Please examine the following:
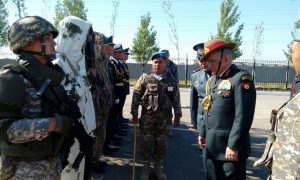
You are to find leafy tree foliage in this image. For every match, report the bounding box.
[162,0,179,60]
[212,0,244,59]
[12,0,26,18]
[54,0,87,27]
[283,18,300,62]
[131,12,159,72]
[0,0,9,46]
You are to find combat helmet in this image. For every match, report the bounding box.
[8,16,58,54]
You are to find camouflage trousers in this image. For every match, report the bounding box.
[0,155,61,180]
[93,108,109,161]
[139,111,170,162]
[271,115,300,179]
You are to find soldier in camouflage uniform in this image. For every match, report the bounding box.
[92,32,113,161]
[131,52,182,180]
[0,16,74,180]
[160,49,179,137]
[271,37,300,180]
[161,49,178,80]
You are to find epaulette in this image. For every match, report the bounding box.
[191,69,201,74]
[241,74,253,81]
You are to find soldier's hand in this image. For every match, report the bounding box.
[198,136,206,149]
[174,117,180,127]
[225,147,239,161]
[53,113,74,134]
[132,115,139,124]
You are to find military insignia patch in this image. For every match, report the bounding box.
[204,47,209,55]
[218,80,231,90]
[223,90,231,97]
[242,82,251,90]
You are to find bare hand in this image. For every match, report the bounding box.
[225,147,239,161]
[132,115,139,124]
[174,117,180,127]
[198,136,206,148]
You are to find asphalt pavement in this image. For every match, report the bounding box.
[101,88,290,180]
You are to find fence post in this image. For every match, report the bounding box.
[286,60,290,90]
[252,58,256,84]
[185,54,188,87]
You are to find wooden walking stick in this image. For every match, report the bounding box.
[132,122,137,180]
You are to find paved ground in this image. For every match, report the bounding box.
[101,88,290,180]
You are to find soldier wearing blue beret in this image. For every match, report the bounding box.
[199,39,256,180]
[131,51,182,180]
[160,49,179,137]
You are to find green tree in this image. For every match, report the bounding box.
[132,12,159,72]
[283,18,300,62]
[0,0,9,46]
[110,0,119,36]
[212,0,244,59]
[162,0,179,62]
[54,0,87,27]
[12,0,26,18]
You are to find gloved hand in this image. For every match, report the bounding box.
[53,113,74,134]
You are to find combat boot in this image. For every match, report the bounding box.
[140,161,150,180]
[154,160,167,180]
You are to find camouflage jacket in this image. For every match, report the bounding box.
[271,92,300,179]
[94,32,112,109]
[131,73,182,118]
[165,60,178,80]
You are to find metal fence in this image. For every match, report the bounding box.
[127,58,295,90]
[0,50,294,90]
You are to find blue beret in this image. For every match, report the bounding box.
[161,49,169,56]
[103,35,115,45]
[151,52,166,60]
[114,43,123,52]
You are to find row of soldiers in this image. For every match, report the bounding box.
[0,15,135,180]
[0,13,183,180]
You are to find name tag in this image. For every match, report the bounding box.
[168,86,173,91]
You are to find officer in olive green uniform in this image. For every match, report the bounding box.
[199,39,256,180]
[131,52,182,180]
[0,16,74,180]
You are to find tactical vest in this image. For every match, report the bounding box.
[141,74,175,113]
[0,54,68,161]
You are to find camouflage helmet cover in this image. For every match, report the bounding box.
[8,16,58,53]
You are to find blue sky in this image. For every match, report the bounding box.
[6,0,300,62]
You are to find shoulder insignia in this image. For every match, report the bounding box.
[242,82,251,90]
[241,74,252,81]
[192,69,201,74]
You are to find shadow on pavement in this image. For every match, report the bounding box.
[101,123,270,180]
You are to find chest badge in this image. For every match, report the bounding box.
[218,80,231,90]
